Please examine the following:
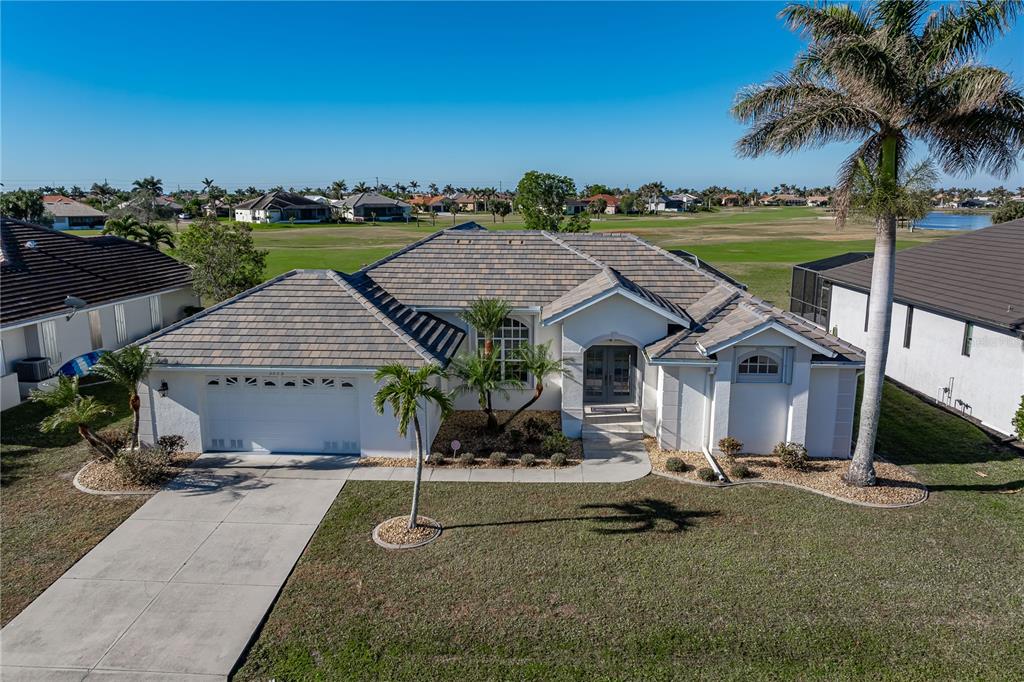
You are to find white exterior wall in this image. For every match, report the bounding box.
[805,366,858,457]
[829,285,1023,436]
[657,365,710,452]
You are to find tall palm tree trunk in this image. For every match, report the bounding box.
[409,413,423,529]
[847,136,899,487]
[130,392,142,450]
[501,384,543,431]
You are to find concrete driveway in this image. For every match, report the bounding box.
[0,453,357,681]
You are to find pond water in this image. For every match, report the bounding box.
[912,211,993,231]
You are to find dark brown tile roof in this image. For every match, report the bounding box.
[141,270,465,368]
[822,219,1024,334]
[1,218,194,326]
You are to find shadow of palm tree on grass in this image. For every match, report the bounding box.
[444,497,717,535]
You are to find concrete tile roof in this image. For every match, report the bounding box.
[542,267,690,324]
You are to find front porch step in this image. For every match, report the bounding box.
[584,413,642,426]
[583,423,644,439]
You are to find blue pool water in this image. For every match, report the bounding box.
[912,211,993,231]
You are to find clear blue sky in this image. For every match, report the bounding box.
[3,1,1022,192]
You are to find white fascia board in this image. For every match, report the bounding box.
[152,365,380,374]
[648,358,719,367]
[542,289,691,328]
[810,361,864,369]
[698,320,838,358]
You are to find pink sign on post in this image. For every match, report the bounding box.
[451,440,461,455]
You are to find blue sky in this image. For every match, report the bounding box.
[2,1,1022,192]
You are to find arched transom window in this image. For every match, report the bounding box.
[478,317,530,381]
[736,353,782,384]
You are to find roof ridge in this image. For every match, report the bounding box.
[618,232,740,290]
[540,231,608,269]
[354,228,450,274]
[136,270,303,349]
[327,271,437,364]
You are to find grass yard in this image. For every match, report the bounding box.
[0,380,139,625]
[237,383,1023,681]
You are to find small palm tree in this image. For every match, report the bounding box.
[136,223,175,249]
[31,376,116,459]
[92,346,156,450]
[103,215,143,240]
[373,363,453,529]
[449,352,522,432]
[500,342,569,429]
[461,298,512,358]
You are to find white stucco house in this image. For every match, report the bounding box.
[42,194,109,230]
[137,224,863,459]
[233,191,331,224]
[799,219,1023,437]
[0,218,199,410]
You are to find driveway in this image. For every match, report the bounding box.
[0,453,357,681]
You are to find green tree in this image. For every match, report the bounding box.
[102,215,144,240]
[92,346,156,450]
[582,183,613,196]
[449,351,521,432]
[733,0,1024,487]
[135,223,175,249]
[0,189,45,221]
[460,298,512,357]
[493,200,512,222]
[176,218,267,302]
[500,342,568,429]
[618,193,637,215]
[588,197,608,216]
[563,211,591,232]
[373,363,453,529]
[31,376,116,459]
[993,200,1024,223]
[515,171,576,231]
[132,176,163,195]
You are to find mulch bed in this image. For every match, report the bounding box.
[76,452,199,494]
[646,439,926,505]
[421,409,583,467]
[374,515,441,547]
[357,454,577,469]
[644,439,712,481]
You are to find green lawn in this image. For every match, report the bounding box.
[0,380,139,626]
[237,383,1023,681]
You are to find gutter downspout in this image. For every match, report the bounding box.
[701,366,727,482]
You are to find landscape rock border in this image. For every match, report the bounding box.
[73,459,155,497]
[372,516,443,549]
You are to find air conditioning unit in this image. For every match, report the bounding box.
[15,357,51,382]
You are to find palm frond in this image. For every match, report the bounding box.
[780,2,873,41]
[923,0,1022,68]
[872,0,930,39]
[29,374,80,408]
[924,94,1024,178]
[735,92,876,158]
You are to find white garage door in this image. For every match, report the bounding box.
[203,374,359,454]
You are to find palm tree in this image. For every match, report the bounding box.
[500,342,568,429]
[136,223,175,249]
[460,298,512,358]
[353,181,370,193]
[449,352,521,432]
[132,176,163,196]
[330,179,348,199]
[409,180,420,193]
[733,0,1024,486]
[373,363,453,529]
[31,376,116,459]
[102,215,143,240]
[201,177,214,195]
[443,183,455,195]
[428,182,440,194]
[92,346,156,450]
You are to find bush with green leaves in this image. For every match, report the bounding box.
[773,441,809,471]
[729,462,752,479]
[114,445,170,486]
[523,416,550,439]
[507,428,525,449]
[157,434,187,457]
[697,467,717,482]
[1014,395,1024,440]
[717,436,743,459]
[520,453,537,468]
[427,451,446,466]
[99,426,132,453]
[549,452,568,467]
[542,432,571,456]
[489,451,509,466]
[665,457,687,473]
[459,452,476,467]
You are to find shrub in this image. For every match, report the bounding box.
[489,451,509,466]
[157,434,187,457]
[697,467,717,482]
[98,426,132,454]
[507,428,525,449]
[524,416,551,439]
[773,441,809,471]
[717,436,743,459]
[114,446,170,486]
[427,451,446,466]
[729,462,752,479]
[665,456,687,472]
[520,453,537,468]
[542,432,571,456]
[459,451,476,467]
[1014,395,1024,440]
[549,452,568,467]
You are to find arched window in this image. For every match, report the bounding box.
[479,317,530,381]
[736,353,781,382]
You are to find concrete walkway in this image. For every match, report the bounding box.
[1,420,649,681]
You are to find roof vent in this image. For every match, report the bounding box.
[24,240,38,249]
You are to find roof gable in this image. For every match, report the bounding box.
[542,268,692,326]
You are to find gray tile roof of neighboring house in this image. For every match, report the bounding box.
[42,196,108,218]
[820,219,1024,334]
[234,190,327,211]
[337,192,411,209]
[140,269,465,368]
[1,218,194,326]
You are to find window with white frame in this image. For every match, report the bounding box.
[735,349,792,384]
[478,317,530,381]
[114,304,127,345]
[149,296,162,332]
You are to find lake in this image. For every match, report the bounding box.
[912,211,993,231]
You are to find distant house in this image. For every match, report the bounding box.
[42,195,108,230]
[0,218,199,410]
[805,195,831,207]
[334,192,412,222]
[564,199,589,215]
[719,194,741,207]
[650,194,698,212]
[408,195,445,213]
[959,197,997,208]
[761,194,805,206]
[234,191,331,224]
[577,194,619,214]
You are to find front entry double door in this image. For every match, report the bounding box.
[584,345,636,403]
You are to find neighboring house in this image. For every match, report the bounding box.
[720,194,741,207]
[138,224,863,459]
[568,194,620,215]
[959,197,997,208]
[452,193,487,212]
[798,219,1023,437]
[761,194,805,206]
[234,191,331,223]
[408,195,446,213]
[806,195,831,207]
[334,192,412,222]
[648,194,698,212]
[0,218,199,410]
[564,199,589,215]
[42,195,108,230]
